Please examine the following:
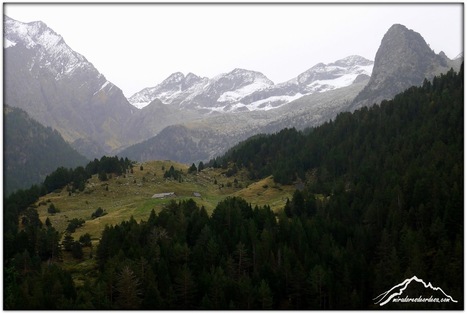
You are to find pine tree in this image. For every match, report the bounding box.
[257,279,273,309]
[173,265,196,309]
[116,266,141,309]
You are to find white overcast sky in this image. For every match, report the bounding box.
[4,2,464,97]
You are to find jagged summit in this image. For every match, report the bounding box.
[350,23,455,110]
[4,15,136,158]
[4,15,90,78]
[331,55,374,67]
[129,56,373,112]
[128,71,209,109]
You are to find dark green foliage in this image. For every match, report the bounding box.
[86,156,132,178]
[2,156,135,309]
[94,67,462,309]
[47,203,59,214]
[62,233,75,252]
[71,242,84,259]
[4,105,88,195]
[198,161,205,172]
[41,156,132,193]
[98,171,108,181]
[164,165,183,180]
[91,207,106,219]
[188,163,197,174]
[79,233,92,247]
[66,218,85,233]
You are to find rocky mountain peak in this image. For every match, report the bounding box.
[350,23,454,110]
[164,72,185,83]
[331,55,374,67]
[4,15,135,158]
[185,72,202,83]
[219,68,274,85]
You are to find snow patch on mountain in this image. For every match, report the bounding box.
[4,16,90,80]
[93,80,112,95]
[248,93,305,111]
[128,56,373,113]
[4,38,16,48]
[217,78,273,103]
[306,63,373,92]
[128,72,209,109]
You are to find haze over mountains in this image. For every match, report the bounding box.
[128,55,373,113]
[3,15,462,190]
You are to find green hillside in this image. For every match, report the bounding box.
[4,105,88,195]
[33,160,294,241]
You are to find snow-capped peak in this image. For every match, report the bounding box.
[212,68,274,103]
[128,56,373,112]
[296,56,373,92]
[331,55,374,67]
[128,71,209,109]
[164,72,185,84]
[4,15,90,79]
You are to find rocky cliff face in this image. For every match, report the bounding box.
[351,24,460,110]
[4,16,136,158]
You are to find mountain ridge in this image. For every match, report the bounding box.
[4,15,137,158]
[4,16,463,163]
[128,55,374,113]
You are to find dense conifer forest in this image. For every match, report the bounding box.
[3,66,463,309]
[4,105,89,195]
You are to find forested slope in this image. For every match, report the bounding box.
[93,65,464,309]
[3,66,463,309]
[4,105,88,195]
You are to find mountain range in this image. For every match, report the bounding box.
[128,55,373,113]
[3,16,463,180]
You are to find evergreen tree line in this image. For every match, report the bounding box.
[5,155,133,258]
[94,197,344,309]
[43,156,133,193]
[205,65,463,308]
[3,155,134,309]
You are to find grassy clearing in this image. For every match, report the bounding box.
[35,160,294,241]
[234,176,295,212]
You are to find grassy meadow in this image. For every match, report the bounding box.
[34,160,295,243]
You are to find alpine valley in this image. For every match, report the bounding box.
[3,16,462,189]
[3,12,464,310]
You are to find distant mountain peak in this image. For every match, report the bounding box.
[332,55,374,67]
[4,15,90,79]
[128,71,209,109]
[4,15,136,158]
[164,72,184,83]
[128,55,373,113]
[350,23,456,110]
[296,56,373,90]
